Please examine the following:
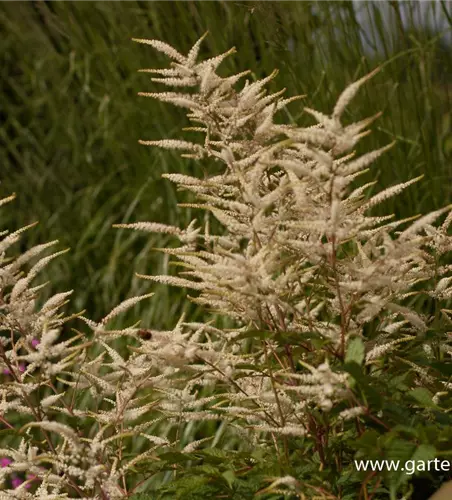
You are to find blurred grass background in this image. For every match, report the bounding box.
[0,1,451,328]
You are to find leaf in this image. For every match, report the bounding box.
[391,425,419,439]
[343,361,363,381]
[345,337,365,366]
[410,444,436,465]
[221,469,236,488]
[408,388,438,409]
[356,429,380,451]
[385,440,437,493]
[234,329,273,341]
[195,448,229,463]
[387,438,416,462]
[429,361,452,377]
[343,362,383,409]
[159,451,193,464]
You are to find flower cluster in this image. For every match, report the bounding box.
[123,34,452,445]
[0,195,167,497]
[1,34,452,499]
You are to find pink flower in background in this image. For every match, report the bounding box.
[31,338,40,348]
[0,458,39,489]
[0,457,12,467]
[3,363,26,376]
[25,473,37,489]
[11,476,23,488]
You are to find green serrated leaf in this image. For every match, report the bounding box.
[410,443,436,465]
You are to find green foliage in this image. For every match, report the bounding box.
[131,448,300,500]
